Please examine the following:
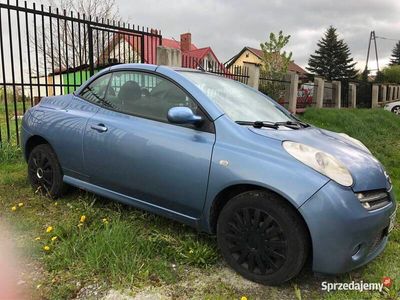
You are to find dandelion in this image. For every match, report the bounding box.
[46,226,53,233]
[35,237,41,241]
[102,218,109,224]
[241,297,248,300]
[43,245,50,251]
[79,215,86,223]
[51,236,58,242]
[11,206,17,211]
[18,202,24,207]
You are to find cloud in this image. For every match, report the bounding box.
[116,0,400,71]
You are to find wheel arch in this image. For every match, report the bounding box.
[208,183,312,244]
[391,105,400,113]
[24,135,51,161]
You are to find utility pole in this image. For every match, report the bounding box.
[365,31,379,72]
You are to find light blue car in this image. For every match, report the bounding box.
[21,64,396,285]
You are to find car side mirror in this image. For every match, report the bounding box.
[167,107,203,126]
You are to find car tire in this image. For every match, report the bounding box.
[28,144,66,198]
[391,106,400,115]
[217,190,309,285]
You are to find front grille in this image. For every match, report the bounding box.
[356,190,391,211]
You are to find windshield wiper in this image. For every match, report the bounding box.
[236,120,310,130]
[236,120,279,129]
[290,114,311,128]
[273,120,309,129]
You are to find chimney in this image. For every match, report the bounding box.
[180,33,191,52]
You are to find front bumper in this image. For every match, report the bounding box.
[299,181,396,274]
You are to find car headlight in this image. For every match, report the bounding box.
[337,133,371,154]
[283,141,353,187]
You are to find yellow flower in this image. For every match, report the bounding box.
[46,226,53,233]
[102,218,109,224]
[35,237,41,241]
[77,223,83,228]
[43,245,50,251]
[18,202,24,207]
[80,215,86,223]
[51,236,58,242]
[11,206,17,211]
[241,297,248,300]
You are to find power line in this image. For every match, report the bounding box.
[375,36,399,42]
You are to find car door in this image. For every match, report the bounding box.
[82,70,216,219]
[52,73,112,179]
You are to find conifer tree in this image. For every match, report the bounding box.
[390,41,400,65]
[307,26,357,80]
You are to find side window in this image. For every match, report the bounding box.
[79,73,112,105]
[104,71,200,123]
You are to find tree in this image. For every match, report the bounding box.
[259,31,292,101]
[307,26,357,80]
[32,0,120,74]
[374,70,385,83]
[259,31,292,76]
[382,65,400,83]
[390,41,400,65]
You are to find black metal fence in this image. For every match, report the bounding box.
[182,55,249,84]
[0,0,162,145]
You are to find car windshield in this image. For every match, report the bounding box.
[180,71,293,123]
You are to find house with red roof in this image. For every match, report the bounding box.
[97,31,224,70]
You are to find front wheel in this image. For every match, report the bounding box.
[217,191,309,285]
[392,106,400,115]
[28,144,65,198]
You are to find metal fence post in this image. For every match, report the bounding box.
[332,80,341,109]
[243,62,260,90]
[314,77,324,108]
[349,83,357,108]
[87,25,94,76]
[371,84,379,108]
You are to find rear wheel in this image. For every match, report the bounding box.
[28,144,65,198]
[392,106,400,115]
[217,191,309,285]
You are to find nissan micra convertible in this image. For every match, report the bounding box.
[21,64,396,285]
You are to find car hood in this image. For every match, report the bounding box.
[249,126,388,192]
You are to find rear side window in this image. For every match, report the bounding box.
[103,71,199,123]
[79,73,112,106]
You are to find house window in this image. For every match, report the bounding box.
[245,52,249,58]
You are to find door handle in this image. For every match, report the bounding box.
[90,124,108,133]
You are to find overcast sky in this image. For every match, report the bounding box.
[116,0,400,72]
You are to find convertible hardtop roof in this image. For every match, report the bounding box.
[108,63,204,74]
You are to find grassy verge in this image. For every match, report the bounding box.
[0,108,399,299]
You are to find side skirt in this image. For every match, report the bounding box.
[63,175,200,229]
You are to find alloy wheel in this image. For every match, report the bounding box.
[28,149,53,193]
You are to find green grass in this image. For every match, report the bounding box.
[0,108,399,299]
[0,159,218,298]
[0,100,32,145]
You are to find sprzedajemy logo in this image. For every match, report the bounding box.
[321,277,393,293]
